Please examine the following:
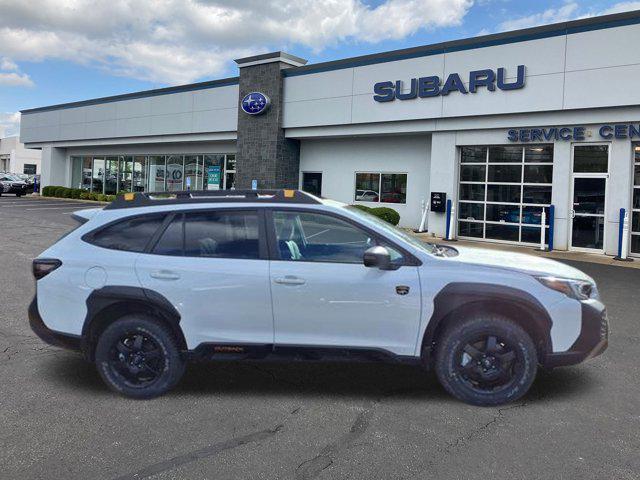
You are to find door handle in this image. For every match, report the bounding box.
[570,210,576,219]
[150,270,181,280]
[274,276,306,286]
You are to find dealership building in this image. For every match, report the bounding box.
[20,10,640,257]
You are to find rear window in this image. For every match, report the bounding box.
[86,214,165,252]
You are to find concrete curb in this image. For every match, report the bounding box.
[31,195,109,205]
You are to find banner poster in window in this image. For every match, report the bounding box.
[208,165,221,190]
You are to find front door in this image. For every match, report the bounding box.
[301,172,322,197]
[570,144,609,253]
[268,209,422,356]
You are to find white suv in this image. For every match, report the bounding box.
[29,190,608,405]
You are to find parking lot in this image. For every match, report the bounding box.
[1,195,639,480]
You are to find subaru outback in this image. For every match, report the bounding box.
[29,189,608,406]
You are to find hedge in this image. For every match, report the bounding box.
[42,186,115,203]
[352,204,400,226]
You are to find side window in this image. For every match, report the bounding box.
[273,211,397,264]
[183,210,260,259]
[153,214,184,256]
[88,215,165,252]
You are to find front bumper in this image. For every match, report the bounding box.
[544,299,608,368]
[28,296,81,352]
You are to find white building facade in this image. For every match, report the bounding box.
[19,11,640,256]
[0,136,41,175]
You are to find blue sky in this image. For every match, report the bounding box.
[1,0,639,136]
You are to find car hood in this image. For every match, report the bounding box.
[445,245,594,282]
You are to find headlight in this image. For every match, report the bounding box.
[536,276,598,301]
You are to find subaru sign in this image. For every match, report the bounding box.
[373,65,526,102]
[241,92,270,115]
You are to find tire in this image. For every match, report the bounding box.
[94,314,186,399]
[435,314,537,406]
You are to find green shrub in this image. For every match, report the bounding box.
[352,204,374,213]
[105,195,116,202]
[370,207,401,226]
[41,186,54,197]
[52,186,64,197]
[71,189,82,199]
[80,191,92,200]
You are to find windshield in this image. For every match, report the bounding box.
[344,205,438,255]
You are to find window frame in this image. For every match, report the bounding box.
[145,208,269,260]
[264,207,421,266]
[353,171,408,205]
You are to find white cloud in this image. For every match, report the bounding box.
[498,2,580,31]
[0,112,21,137]
[0,57,18,71]
[0,54,33,87]
[0,0,474,85]
[494,1,640,33]
[0,71,34,87]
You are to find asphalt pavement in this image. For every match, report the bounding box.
[1,195,639,480]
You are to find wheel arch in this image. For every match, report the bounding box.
[420,283,552,366]
[81,286,186,360]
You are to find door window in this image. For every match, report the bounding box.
[273,211,401,264]
[184,211,260,259]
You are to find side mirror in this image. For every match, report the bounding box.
[363,246,393,270]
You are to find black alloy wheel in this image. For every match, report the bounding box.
[456,334,520,393]
[95,315,186,399]
[108,332,166,389]
[435,314,538,406]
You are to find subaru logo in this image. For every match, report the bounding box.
[241,92,270,115]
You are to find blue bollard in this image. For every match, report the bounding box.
[548,205,555,252]
[445,199,452,240]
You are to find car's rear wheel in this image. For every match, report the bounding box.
[94,315,185,399]
[435,314,537,406]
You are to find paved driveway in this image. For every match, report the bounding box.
[1,196,638,479]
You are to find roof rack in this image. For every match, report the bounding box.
[104,189,322,210]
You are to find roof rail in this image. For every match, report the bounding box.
[104,189,322,210]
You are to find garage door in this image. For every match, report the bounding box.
[457,145,553,245]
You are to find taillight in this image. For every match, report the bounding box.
[32,259,62,280]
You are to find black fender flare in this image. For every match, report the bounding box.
[421,282,553,364]
[81,286,185,359]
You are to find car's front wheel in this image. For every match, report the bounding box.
[435,314,537,406]
[94,315,186,399]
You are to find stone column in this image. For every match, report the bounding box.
[234,52,307,189]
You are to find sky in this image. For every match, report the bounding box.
[1,0,639,137]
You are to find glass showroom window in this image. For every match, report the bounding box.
[632,145,640,255]
[458,145,553,244]
[354,172,407,204]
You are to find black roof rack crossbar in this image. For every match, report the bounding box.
[104,189,322,209]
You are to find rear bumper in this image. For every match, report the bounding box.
[544,300,608,368]
[29,296,81,352]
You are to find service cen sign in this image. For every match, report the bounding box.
[373,65,526,102]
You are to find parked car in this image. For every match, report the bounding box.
[379,192,404,203]
[29,189,607,405]
[355,189,379,202]
[0,174,28,196]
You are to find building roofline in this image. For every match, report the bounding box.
[19,9,640,114]
[283,9,640,77]
[235,51,308,67]
[20,76,239,114]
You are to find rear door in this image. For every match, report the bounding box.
[135,209,273,349]
[268,209,422,356]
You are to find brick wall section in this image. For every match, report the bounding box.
[235,62,300,189]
